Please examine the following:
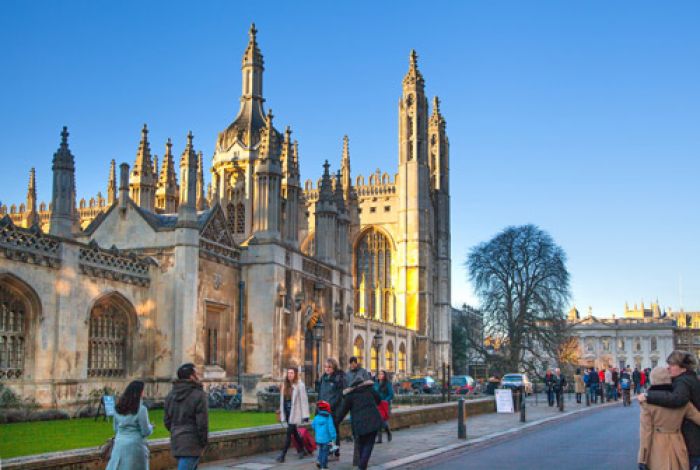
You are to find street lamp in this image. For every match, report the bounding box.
[372,330,383,374]
[313,317,325,384]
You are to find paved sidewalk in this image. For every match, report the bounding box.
[201,393,620,470]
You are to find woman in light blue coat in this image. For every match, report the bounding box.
[106,380,154,470]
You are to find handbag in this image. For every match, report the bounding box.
[100,437,115,462]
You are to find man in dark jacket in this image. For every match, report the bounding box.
[633,367,642,394]
[164,363,209,470]
[554,368,567,408]
[337,377,382,470]
[588,367,599,404]
[639,350,700,469]
[318,357,346,456]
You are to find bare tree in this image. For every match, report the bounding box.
[467,224,571,377]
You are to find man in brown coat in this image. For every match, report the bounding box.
[164,363,209,470]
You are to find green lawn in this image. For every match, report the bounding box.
[0,409,277,459]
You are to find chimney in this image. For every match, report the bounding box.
[119,163,130,212]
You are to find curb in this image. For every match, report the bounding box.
[378,399,622,469]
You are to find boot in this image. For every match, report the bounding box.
[376,431,383,444]
[386,425,392,442]
[275,451,286,463]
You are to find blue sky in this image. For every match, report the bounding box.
[1,1,698,317]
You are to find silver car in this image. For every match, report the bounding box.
[500,373,533,395]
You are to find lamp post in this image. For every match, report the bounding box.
[372,330,383,375]
[313,317,325,385]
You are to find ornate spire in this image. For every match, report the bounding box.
[177,131,198,227]
[134,124,153,174]
[259,109,279,160]
[403,49,425,89]
[50,126,77,237]
[152,154,159,176]
[319,160,334,203]
[107,159,117,205]
[156,138,179,212]
[281,126,296,178]
[334,170,346,213]
[241,22,264,98]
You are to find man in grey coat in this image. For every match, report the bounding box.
[345,356,371,386]
[164,363,209,470]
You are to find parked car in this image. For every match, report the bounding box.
[450,375,476,395]
[409,376,436,394]
[500,373,533,395]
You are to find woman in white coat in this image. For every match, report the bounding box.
[276,367,310,463]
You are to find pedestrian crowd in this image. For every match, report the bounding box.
[571,364,650,405]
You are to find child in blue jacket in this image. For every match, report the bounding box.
[312,400,337,469]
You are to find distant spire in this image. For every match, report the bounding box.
[25,167,38,227]
[134,124,153,173]
[403,49,425,88]
[432,96,442,116]
[130,124,155,211]
[152,154,159,176]
[196,151,206,211]
[341,135,352,197]
[107,159,117,205]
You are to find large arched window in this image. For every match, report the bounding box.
[355,228,393,322]
[385,341,395,372]
[371,346,379,374]
[88,297,130,377]
[0,284,26,379]
[353,335,365,367]
[398,343,407,374]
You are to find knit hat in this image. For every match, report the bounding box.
[650,366,672,386]
[317,400,331,413]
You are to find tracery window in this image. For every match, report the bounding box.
[355,228,393,322]
[235,203,245,234]
[88,301,128,377]
[398,343,406,374]
[0,285,26,379]
[650,337,657,352]
[353,336,365,367]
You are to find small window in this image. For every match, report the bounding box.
[358,208,363,214]
[370,207,376,213]
[384,206,391,212]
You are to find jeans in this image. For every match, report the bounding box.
[177,457,200,470]
[546,388,555,406]
[356,431,377,470]
[690,455,700,469]
[282,423,303,455]
[634,383,641,394]
[332,413,341,449]
[317,443,330,468]
[589,384,598,403]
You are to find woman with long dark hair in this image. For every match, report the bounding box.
[373,370,394,443]
[276,367,310,463]
[106,380,154,470]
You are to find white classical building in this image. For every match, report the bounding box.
[568,308,675,370]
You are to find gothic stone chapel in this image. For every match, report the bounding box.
[0,25,452,408]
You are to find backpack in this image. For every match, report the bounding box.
[621,378,631,390]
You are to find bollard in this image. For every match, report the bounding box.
[520,389,526,422]
[559,391,564,412]
[458,398,467,439]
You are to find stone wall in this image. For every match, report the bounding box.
[3,398,494,470]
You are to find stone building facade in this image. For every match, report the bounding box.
[567,307,675,370]
[0,25,451,407]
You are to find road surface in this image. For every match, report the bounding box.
[418,401,641,469]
